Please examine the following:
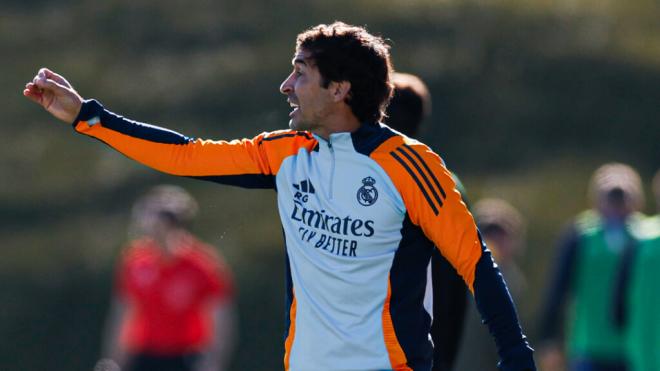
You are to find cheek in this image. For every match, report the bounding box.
[294,80,307,95]
[296,88,313,108]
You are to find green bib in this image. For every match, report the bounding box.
[566,211,643,360]
[626,215,660,371]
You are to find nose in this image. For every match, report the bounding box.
[280,72,294,95]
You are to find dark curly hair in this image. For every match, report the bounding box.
[296,22,394,123]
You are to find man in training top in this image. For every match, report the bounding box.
[24,22,535,371]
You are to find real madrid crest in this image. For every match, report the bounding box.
[357,176,378,206]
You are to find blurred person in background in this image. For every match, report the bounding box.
[386,72,468,371]
[24,22,536,370]
[103,185,236,371]
[614,169,660,371]
[649,170,660,225]
[538,163,646,371]
[454,198,528,371]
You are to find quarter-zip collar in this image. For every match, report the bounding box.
[312,121,383,154]
[313,131,351,154]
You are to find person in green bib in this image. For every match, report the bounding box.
[538,163,646,371]
[616,169,660,371]
[647,170,660,228]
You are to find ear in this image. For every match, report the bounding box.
[329,81,351,103]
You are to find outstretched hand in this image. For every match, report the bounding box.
[23,68,84,123]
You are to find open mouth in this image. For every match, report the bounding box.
[288,100,300,117]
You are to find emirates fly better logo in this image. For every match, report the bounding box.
[290,178,375,258]
[357,176,378,206]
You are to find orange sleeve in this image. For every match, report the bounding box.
[371,136,482,292]
[372,136,536,369]
[73,100,316,187]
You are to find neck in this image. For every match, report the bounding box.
[312,109,361,140]
[152,228,187,254]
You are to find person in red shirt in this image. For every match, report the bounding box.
[103,185,236,371]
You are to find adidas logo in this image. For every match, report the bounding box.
[293,179,315,193]
[293,179,315,203]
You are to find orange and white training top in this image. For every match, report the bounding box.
[73,99,535,371]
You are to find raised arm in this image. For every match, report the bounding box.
[24,69,318,189]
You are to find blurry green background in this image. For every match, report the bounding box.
[1,0,659,370]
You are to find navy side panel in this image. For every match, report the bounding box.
[283,234,294,342]
[389,215,434,370]
[430,249,468,371]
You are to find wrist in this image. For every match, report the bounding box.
[71,99,104,127]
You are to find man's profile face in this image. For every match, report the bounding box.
[279,49,334,133]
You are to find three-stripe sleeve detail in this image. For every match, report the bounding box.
[390,145,446,216]
[390,151,439,215]
[402,144,447,199]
